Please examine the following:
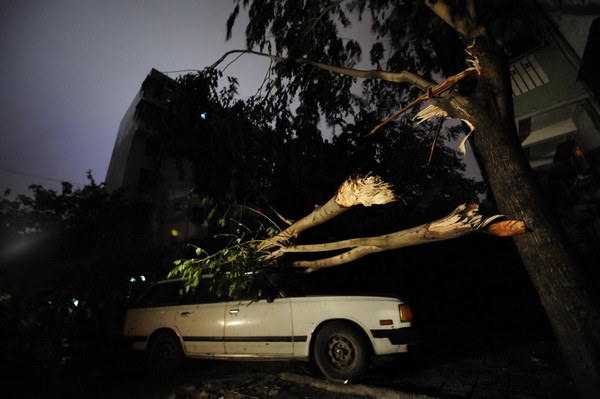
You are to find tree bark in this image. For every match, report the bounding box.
[259,174,396,251]
[424,2,600,396]
[469,39,600,399]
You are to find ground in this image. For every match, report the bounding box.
[6,339,578,399]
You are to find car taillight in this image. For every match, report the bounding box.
[399,304,413,322]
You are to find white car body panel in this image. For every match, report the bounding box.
[174,302,226,354]
[124,276,414,376]
[224,299,294,355]
[288,296,410,357]
[125,305,177,351]
[123,277,415,362]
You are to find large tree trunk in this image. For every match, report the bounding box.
[466,35,600,399]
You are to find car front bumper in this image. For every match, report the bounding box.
[370,327,419,346]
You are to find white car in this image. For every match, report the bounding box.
[123,271,416,379]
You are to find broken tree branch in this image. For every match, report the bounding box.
[368,65,477,135]
[427,116,445,165]
[267,203,523,272]
[484,220,527,236]
[258,175,396,251]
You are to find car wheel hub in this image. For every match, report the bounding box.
[327,335,355,369]
[159,343,176,362]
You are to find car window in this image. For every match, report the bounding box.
[180,278,226,304]
[198,279,227,303]
[132,280,184,308]
[228,274,281,301]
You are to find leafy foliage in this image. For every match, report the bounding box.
[220,1,485,220]
[168,221,279,297]
[228,0,466,126]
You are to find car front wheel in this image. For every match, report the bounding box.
[313,321,371,380]
[148,331,183,375]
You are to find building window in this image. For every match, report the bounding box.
[511,55,550,96]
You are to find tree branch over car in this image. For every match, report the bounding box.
[258,175,524,272]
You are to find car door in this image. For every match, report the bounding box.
[174,279,227,355]
[224,274,294,355]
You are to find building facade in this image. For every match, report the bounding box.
[105,69,202,245]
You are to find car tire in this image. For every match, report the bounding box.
[313,321,371,380]
[148,331,184,375]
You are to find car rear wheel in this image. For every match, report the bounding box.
[313,321,371,380]
[148,331,183,375]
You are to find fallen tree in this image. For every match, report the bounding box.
[170,175,524,289]
[259,174,524,272]
[208,1,600,397]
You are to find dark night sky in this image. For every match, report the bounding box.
[0,0,270,196]
[1,1,481,197]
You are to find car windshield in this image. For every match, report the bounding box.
[130,277,228,308]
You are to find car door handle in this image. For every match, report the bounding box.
[229,309,239,314]
[180,312,192,317]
